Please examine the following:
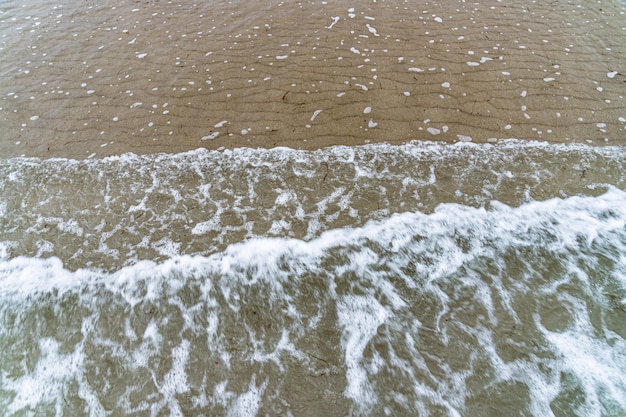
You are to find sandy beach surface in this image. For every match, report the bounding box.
[1,0,626,159]
[3,2,626,416]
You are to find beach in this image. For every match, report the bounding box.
[1,0,626,158]
[1,1,626,416]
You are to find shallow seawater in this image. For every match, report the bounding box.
[1,141,625,416]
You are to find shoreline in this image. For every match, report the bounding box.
[1,138,624,163]
[1,0,625,159]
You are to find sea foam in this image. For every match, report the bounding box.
[1,186,625,416]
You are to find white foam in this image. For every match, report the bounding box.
[2,338,102,415]
[2,141,624,275]
[327,16,340,29]
[226,376,267,417]
[366,23,379,36]
[157,339,191,417]
[202,131,220,140]
[310,109,323,121]
[151,237,182,258]
[545,331,626,415]
[1,183,626,415]
[338,295,388,411]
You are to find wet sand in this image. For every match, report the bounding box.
[1,0,625,159]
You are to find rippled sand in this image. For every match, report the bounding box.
[1,0,626,158]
